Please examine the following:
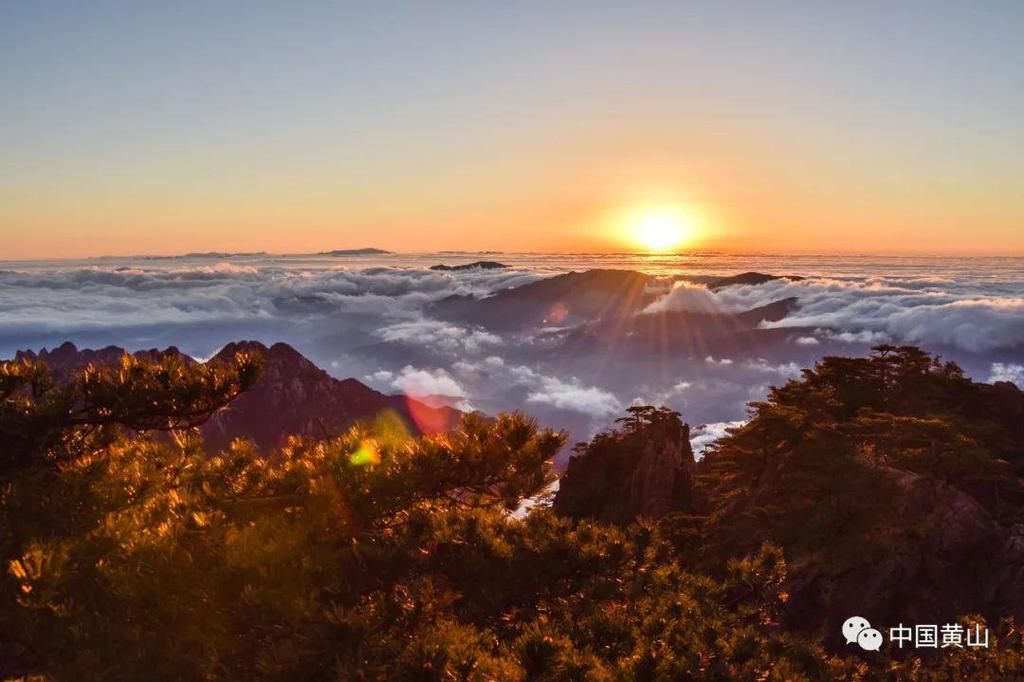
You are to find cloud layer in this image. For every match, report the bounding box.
[710,276,1024,353]
[2,252,1021,455]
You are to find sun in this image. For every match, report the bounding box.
[627,206,696,252]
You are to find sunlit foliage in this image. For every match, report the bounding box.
[1,347,1022,680]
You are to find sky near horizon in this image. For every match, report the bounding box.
[1,1,1022,259]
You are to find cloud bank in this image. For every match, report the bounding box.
[2,252,1020,454]
[708,276,1024,352]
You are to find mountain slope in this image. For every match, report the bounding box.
[429,269,803,333]
[428,269,654,331]
[15,341,460,450]
[204,341,460,449]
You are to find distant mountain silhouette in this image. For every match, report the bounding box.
[429,269,802,332]
[429,269,654,331]
[429,261,507,271]
[318,248,393,256]
[15,342,184,375]
[708,271,803,290]
[138,251,269,260]
[15,341,460,451]
[735,296,800,326]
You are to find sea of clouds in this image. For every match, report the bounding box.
[1,252,1021,458]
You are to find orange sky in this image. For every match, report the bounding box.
[2,3,1022,259]
[4,126,1020,259]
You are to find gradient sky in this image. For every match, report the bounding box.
[2,1,1022,258]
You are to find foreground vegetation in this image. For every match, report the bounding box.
[1,347,1022,680]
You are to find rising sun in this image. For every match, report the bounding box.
[627,206,696,252]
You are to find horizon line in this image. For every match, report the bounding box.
[3,247,1024,264]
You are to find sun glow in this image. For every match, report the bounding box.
[625,206,698,252]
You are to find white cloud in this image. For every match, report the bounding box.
[642,282,723,315]
[367,369,394,383]
[0,261,534,340]
[689,421,746,458]
[439,356,624,420]
[745,358,802,379]
[526,376,623,417]
[451,361,480,378]
[376,319,502,353]
[825,329,891,344]
[882,299,1024,353]
[508,365,540,383]
[989,363,1024,387]
[6,258,1021,361]
[390,365,467,398]
[711,276,1024,352]
[795,336,819,346]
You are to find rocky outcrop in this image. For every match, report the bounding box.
[554,415,695,523]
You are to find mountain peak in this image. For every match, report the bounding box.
[318,247,392,256]
[13,340,461,450]
[215,339,268,357]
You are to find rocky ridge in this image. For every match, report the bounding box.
[15,341,460,451]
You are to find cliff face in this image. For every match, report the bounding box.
[554,413,694,523]
[626,420,695,518]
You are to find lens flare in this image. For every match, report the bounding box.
[403,396,455,434]
[349,439,381,466]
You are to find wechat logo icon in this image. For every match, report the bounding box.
[843,616,884,651]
